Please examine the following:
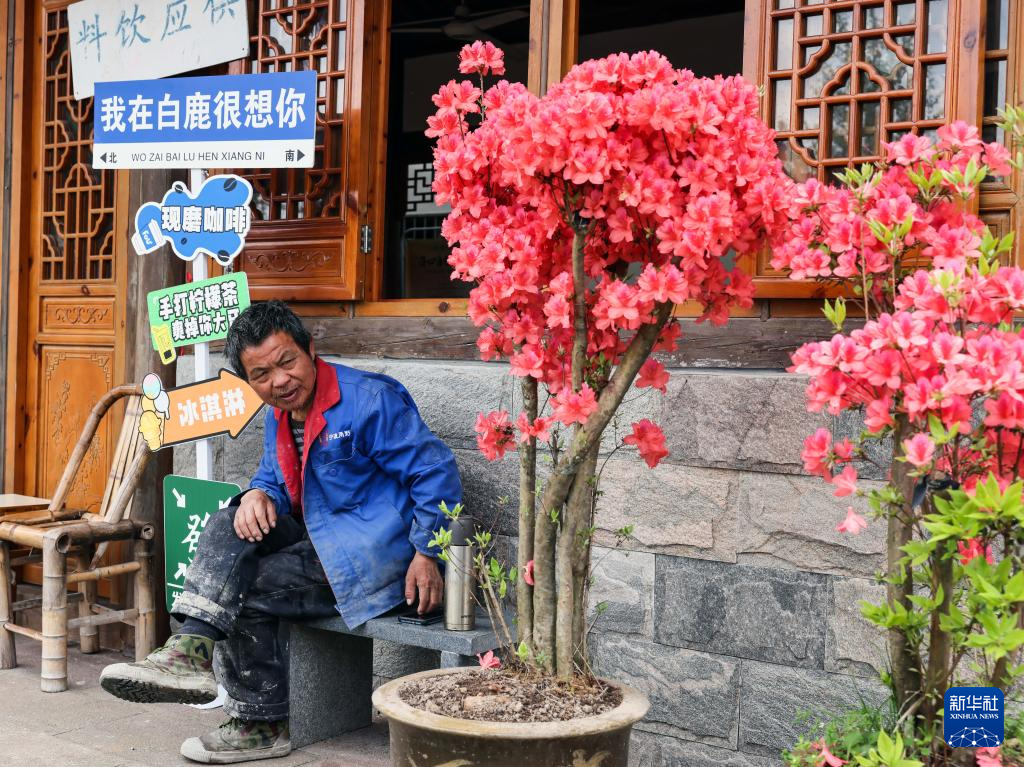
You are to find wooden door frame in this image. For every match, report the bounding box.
[3,0,30,493]
[0,0,11,490]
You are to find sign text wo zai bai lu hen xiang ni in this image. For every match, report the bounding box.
[93,70,317,170]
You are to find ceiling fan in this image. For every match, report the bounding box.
[391,2,529,45]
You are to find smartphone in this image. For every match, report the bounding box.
[397,608,444,626]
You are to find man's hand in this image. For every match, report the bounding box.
[405,552,443,614]
[234,489,277,543]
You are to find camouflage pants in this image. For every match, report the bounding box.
[172,506,340,721]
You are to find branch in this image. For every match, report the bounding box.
[571,226,588,393]
[535,302,673,523]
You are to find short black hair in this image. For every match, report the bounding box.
[225,300,313,380]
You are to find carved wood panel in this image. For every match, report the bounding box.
[39,349,113,513]
[42,298,116,333]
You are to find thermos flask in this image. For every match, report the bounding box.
[444,514,476,631]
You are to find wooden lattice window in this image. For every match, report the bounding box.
[237,1,347,222]
[981,0,1011,146]
[230,0,362,302]
[768,0,954,183]
[42,7,116,282]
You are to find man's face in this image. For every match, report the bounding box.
[239,331,317,417]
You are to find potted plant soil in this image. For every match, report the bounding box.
[372,42,790,767]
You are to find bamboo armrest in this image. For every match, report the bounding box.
[0,507,86,526]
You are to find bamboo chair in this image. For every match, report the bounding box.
[0,384,157,692]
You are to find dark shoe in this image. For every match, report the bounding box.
[99,633,217,704]
[180,718,291,764]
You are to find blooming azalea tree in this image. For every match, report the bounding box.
[774,113,1024,764]
[427,42,790,680]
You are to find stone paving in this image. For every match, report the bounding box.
[0,635,391,767]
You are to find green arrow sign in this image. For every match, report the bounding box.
[163,475,241,613]
[147,272,250,364]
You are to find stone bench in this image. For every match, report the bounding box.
[288,609,501,747]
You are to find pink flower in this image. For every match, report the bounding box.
[884,132,933,165]
[523,559,535,586]
[976,746,1002,767]
[836,507,868,535]
[831,465,859,497]
[553,385,599,426]
[902,433,936,468]
[820,745,847,767]
[636,358,670,393]
[624,419,669,468]
[812,741,847,767]
[477,650,501,670]
[802,428,833,478]
[958,538,995,565]
[458,41,506,76]
[936,121,982,152]
[509,347,546,379]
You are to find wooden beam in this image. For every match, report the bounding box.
[309,316,840,369]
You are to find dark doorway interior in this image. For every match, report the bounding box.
[383,1,529,299]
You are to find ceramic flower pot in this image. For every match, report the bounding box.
[372,667,650,767]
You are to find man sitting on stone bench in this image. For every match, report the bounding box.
[100,300,462,764]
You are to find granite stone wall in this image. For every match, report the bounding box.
[175,354,891,766]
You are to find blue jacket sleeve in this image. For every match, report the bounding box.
[247,411,292,517]
[361,383,463,557]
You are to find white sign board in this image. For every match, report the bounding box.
[67,0,250,100]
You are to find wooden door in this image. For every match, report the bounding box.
[14,1,129,590]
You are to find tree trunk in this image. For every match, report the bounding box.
[517,377,538,649]
[889,415,922,721]
[531,501,558,673]
[555,443,598,679]
[920,517,954,739]
[570,446,599,672]
[993,532,1022,690]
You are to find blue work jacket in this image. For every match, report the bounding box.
[248,358,462,627]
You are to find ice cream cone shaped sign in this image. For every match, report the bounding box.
[138,370,264,450]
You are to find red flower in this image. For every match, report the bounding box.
[624,419,669,468]
[523,560,535,586]
[475,410,515,461]
[553,385,598,426]
[958,538,994,565]
[636,359,669,393]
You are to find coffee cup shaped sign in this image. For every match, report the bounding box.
[132,175,253,267]
[140,370,264,450]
